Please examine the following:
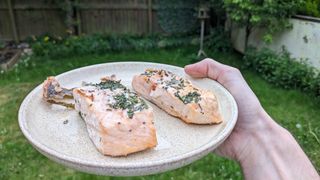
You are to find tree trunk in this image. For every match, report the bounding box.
[244,15,251,52]
[244,25,251,51]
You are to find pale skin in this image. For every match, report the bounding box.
[184,59,320,180]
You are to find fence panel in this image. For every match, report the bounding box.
[0,0,163,41]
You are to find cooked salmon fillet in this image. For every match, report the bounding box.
[43,76,157,156]
[132,69,222,124]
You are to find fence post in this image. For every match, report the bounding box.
[75,0,82,35]
[148,0,152,34]
[76,8,82,34]
[7,0,19,42]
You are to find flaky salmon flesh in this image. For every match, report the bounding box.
[132,69,222,124]
[43,76,157,156]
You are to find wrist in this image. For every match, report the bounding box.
[238,110,319,179]
[237,109,289,167]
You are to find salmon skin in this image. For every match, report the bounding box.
[43,76,157,156]
[132,69,222,124]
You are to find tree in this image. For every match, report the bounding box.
[223,0,303,50]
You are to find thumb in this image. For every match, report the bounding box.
[184,58,245,90]
[184,58,226,80]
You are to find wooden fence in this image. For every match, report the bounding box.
[0,0,163,42]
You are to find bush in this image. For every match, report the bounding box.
[206,27,231,53]
[244,48,320,98]
[31,34,194,58]
[298,0,320,17]
[0,40,5,49]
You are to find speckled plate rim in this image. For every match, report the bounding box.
[18,61,238,171]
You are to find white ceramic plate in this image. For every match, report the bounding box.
[18,62,238,176]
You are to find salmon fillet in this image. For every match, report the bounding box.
[43,76,157,156]
[132,69,222,124]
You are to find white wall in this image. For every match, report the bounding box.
[230,17,320,69]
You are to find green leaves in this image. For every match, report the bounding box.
[206,27,232,53]
[244,48,320,98]
[223,0,303,43]
[299,0,320,17]
[250,15,261,23]
[30,34,194,59]
[262,34,273,44]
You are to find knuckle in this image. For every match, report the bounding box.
[202,58,213,63]
[231,67,241,74]
[221,67,241,76]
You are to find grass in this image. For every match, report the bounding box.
[0,46,319,179]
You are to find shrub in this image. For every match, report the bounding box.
[205,27,231,53]
[31,34,194,58]
[0,40,5,49]
[298,0,320,17]
[244,48,320,98]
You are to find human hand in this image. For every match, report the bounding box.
[184,58,319,179]
[184,58,269,161]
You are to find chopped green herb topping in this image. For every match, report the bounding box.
[141,69,157,76]
[174,91,201,104]
[111,93,148,118]
[85,80,126,91]
[163,77,186,90]
[141,69,173,77]
[166,78,179,86]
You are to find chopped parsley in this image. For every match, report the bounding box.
[174,91,201,104]
[141,69,157,76]
[141,69,173,77]
[163,77,186,90]
[166,78,179,86]
[111,93,148,118]
[85,80,126,91]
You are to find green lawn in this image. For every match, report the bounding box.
[0,47,319,179]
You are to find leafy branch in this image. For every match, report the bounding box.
[223,0,304,50]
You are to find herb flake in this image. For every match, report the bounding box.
[111,93,148,118]
[174,91,201,104]
[85,80,126,91]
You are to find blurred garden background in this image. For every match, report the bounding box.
[0,0,320,179]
